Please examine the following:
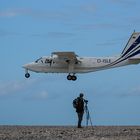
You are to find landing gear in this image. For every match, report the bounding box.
[25,73,30,78]
[67,74,77,81]
[25,69,30,78]
[67,75,72,80]
[72,75,77,81]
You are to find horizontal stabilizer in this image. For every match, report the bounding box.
[129,54,140,64]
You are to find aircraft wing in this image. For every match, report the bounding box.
[52,52,80,64]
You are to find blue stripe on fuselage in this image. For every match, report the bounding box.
[122,36,140,57]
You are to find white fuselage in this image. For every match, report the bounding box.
[23,32,140,80]
[23,56,131,74]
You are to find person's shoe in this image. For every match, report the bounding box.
[77,126,83,128]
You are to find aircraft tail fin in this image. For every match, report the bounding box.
[121,31,140,63]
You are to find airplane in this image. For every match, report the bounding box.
[23,31,140,81]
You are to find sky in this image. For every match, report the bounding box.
[0,0,140,126]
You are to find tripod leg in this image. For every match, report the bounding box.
[86,113,88,126]
[85,105,89,126]
[86,106,94,129]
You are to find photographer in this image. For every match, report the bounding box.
[73,93,88,128]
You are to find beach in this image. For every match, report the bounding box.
[0,126,140,140]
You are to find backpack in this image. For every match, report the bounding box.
[73,97,84,110]
[73,98,78,108]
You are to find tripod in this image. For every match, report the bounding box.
[85,103,93,128]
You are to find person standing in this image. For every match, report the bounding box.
[73,93,88,128]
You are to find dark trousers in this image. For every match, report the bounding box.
[77,112,84,128]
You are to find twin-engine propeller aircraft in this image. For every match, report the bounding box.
[23,32,140,81]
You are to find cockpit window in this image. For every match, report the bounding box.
[35,57,43,63]
[35,57,52,64]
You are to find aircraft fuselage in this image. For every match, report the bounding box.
[23,56,130,74]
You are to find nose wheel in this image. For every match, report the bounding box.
[24,69,30,78]
[67,74,77,81]
[25,73,30,78]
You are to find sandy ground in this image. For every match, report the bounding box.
[0,126,140,140]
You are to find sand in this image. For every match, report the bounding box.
[0,126,140,140]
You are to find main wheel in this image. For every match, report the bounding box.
[72,75,77,81]
[67,75,72,80]
[25,73,30,78]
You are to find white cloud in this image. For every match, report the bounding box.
[31,91,48,100]
[0,11,17,17]
[0,79,37,96]
[0,8,70,21]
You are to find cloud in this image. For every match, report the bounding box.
[24,32,75,39]
[80,4,96,13]
[96,37,125,47]
[77,23,128,30]
[0,76,65,101]
[110,0,137,6]
[0,10,17,17]
[117,86,140,98]
[28,91,48,100]
[127,17,140,25]
[129,86,140,96]
[0,5,96,21]
[47,32,75,39]
[96,42,119,47]
[0,29,21,37]
[0,29,75,39]
[0,79,37,97]
[0,8,70,21]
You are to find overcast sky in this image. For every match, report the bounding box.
[0,0,140,126]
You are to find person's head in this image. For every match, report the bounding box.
[79,93,84,98]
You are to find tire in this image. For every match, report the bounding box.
[25,73,30,78]
[72,75,77,81]
[67,75,72,80]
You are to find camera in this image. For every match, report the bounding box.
[84,100,88,104]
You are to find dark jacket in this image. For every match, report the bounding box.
[76,97,84,113]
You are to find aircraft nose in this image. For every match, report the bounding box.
[22,63,34,69]
[22,64,30,69]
